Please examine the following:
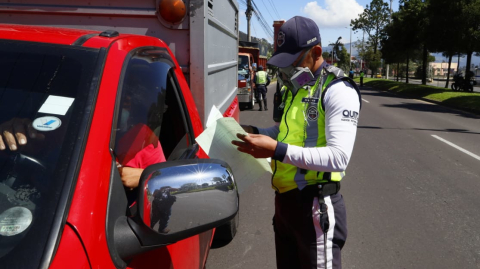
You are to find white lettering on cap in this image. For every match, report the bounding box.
[306,37,317,45]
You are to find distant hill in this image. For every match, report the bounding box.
[239,31,272,57]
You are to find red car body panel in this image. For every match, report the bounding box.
[0,24,231,268]
[49,225,91,269]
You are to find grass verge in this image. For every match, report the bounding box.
[353,78,480,115]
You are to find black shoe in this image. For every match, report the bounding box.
[258,108,263,111]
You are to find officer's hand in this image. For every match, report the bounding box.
[118,166,143,189]
[240,124,254,134]
[0,118,43,151]
[231,133,277,159]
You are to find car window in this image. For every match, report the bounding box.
[113,48,194,169]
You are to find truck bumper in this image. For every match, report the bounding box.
[237,93,251,103]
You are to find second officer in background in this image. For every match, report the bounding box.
[253,65,270,111]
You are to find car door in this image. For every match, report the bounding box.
[105,46,213,269]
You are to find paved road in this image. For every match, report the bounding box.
[207,83,480,269]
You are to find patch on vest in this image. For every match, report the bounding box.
[307,106,318,121]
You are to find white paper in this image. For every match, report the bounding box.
[196,113,272,194]
[38,95,75,116]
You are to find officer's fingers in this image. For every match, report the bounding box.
[2,128,18,151]
[13,119,27,146]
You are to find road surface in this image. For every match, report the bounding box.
[207,83,480,269]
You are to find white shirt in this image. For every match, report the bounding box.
[258,81,360,172]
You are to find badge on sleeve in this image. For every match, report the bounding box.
[307,106,318,121]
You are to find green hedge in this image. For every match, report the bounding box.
[354,78,480,115]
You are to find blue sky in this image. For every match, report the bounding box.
[238,0,400,47]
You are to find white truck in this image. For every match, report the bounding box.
[0,0,240,124]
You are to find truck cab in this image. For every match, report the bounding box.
[237,52,255,110]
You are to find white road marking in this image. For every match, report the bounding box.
[431,135,480,161]
[362,98,370,103]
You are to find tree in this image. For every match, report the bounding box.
[351,0,390,77]
[328,37,343,66]
[336,46,351,72]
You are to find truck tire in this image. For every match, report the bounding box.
[246,97,254,110]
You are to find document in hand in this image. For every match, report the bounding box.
[196,107,272,194]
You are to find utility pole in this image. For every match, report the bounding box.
[246,0,253,42]
[386,0,393,80]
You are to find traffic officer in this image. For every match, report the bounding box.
[253,65,271,111]
[232,16,361,269]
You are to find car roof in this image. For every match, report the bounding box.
[0,24,127,48]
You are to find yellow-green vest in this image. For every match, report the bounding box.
[255,71,267,84]
[273,72,345,193]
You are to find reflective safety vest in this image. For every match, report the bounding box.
[255,71,267,84]
[273,67,350,193]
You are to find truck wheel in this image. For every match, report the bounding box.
[212,212,239,246]
[246,97,254,109]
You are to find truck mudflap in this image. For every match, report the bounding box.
[223,96,240,122]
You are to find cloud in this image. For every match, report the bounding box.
[303,0,364,29]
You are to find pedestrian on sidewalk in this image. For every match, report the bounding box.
[232,16,361,269]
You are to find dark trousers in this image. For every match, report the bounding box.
[256,85,267,101]
[273,189,347,269]
[360,77,364,87]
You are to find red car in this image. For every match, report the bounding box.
[0,24,238,269]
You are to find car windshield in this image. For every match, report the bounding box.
[238,55,249,74]
[0,40,102,268]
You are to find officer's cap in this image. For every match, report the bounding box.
[267,16,321,68]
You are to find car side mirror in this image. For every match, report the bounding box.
[126,159,238,248]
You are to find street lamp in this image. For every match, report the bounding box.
[345,26,352,68]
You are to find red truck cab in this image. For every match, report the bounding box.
[0,24,238,269]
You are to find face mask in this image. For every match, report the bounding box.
[278,48,315,95]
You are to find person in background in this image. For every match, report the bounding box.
[360,69,365,87]
[253,65,271,111]
[232,16,361,269]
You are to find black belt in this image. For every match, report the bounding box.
[301,182,340,197]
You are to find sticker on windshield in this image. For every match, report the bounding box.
[32,116,62,131]
[38,95,75,116]
[0,207,33,236]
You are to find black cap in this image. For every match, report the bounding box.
[268,16,321,68]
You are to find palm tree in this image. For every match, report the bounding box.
[328,36,343,66]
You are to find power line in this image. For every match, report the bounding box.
[251,0,274,39]
[266,0,281,19]
[259,0,276,22]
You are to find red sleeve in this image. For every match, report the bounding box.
[116,124,166,169]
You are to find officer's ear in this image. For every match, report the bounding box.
[311,45,322,61]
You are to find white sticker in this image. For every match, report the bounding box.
[38,95,74,116]
[32,116,62,131]
[0,207,33,236]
